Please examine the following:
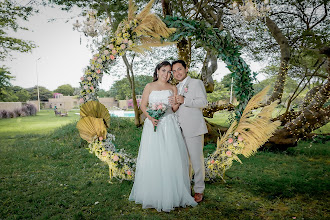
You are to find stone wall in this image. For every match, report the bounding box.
[0,102,22,111]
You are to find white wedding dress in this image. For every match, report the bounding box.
[129,90,197,212]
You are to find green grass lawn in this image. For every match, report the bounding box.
[0,109,80,138]
[0,112,329,219]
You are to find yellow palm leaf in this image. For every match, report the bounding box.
[76,116,107,143]
[80,101,110,128]
[128,0,137,21]
[136,0,155,21]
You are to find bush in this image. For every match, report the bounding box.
[0,104,37,119]
[0,110,9,119]
[25,104,37,116]
[8,111,16,118]
[21,106,29,116]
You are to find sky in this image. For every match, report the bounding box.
[3,1,266,92]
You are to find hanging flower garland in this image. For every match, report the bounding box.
[76,0,176,182]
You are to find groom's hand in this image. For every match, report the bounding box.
[176,95,184,104]
[168,96,176,106]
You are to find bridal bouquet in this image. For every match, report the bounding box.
[147,102,167,132]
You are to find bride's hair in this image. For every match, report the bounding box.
[153,61,171,82]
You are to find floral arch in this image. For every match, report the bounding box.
[76,0,279,182]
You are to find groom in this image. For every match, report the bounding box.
[170,60,208,203]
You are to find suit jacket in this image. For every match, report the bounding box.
[176,76,208,138]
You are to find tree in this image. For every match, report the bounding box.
[0,0,37,61]
[97,89,111,98]
[27,86,53,101]
[0,66,14,101]
[109,74,153,99]
[10,86,31,102]
[54,84,75,96]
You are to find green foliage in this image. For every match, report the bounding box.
[207,80,230,103]
[0,0,37,60]
[0,66,14,101]
[54,84,75,96]
[109,75,153,100]
[26,86,53,101]
[164,16,256,120]
[51,0,147,32]
[97,89,111,98]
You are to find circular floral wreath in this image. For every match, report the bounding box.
[76,0,279,182]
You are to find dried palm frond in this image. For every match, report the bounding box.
[234,86,281,157]
[128,0,137,21]
[80,101,110,128]
[76,116,107,143]
[135,0,155,21]
[133,14,176,39]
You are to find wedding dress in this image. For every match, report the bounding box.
[129,90,197,212]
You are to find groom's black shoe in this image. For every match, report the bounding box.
[194,193,203,203]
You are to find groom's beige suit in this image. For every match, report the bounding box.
[176,76,208,194]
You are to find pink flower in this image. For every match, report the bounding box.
[96,69,101,74]
[238,136,243,141]
[90,86,94,90]
[87,76,92,81]
[93,56,98,61]
[121,44,126,49]
[157,104,163,110]
[126,170,131,175]
[228,138,233,143]
[184,87,188,93]
[108,44,114,49]
[97,58,102,63]
[80,77,85,81]
[102,151,107,156]
[123,38,129,43]
[112,49,117,55]
[104,50,109,55]
[226,151,232,156]
[79,98,84,103]
[210,159,215,164]
[128,40,133,45]
[84,85,88,89]
[113,155,119,161]
[99,136,103,141]
[110,55,115,60]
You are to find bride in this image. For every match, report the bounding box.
[129,61,197,212]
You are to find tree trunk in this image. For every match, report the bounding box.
[122,54,142,127]
[177,38,191,67]
[201,49,217,93]
[265,51,330,150]
[265,17,291,103]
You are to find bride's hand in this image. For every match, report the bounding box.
[149,117,159,127]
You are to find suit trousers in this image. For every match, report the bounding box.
[183,134,205,194]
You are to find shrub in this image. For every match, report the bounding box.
[25,104,37,116]
[8,111,16,118]
[0,110,9,119]
[0,104,37,119]
[14,109,23,117]
[21,106,29,116]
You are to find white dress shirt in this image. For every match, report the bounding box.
[178,77,188,95]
